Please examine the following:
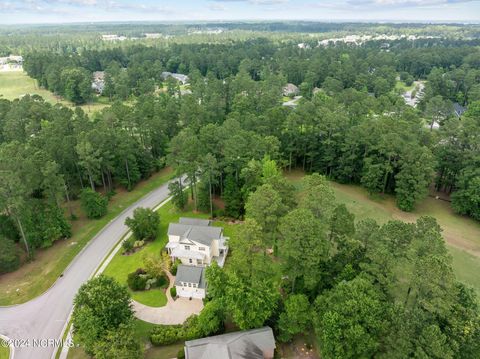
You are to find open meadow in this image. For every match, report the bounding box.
[286,170,480,296]
[0,71,110,115]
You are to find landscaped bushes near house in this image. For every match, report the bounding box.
[128,269,149,291]
[127,268,168,291]
[150,302,224,346]
[150,316,201,346]
[177,349,185,359]
[170,286,177,298]
[171,259,182,275]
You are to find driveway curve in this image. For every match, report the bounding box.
[0,177,180,359]
[132,271,204,325]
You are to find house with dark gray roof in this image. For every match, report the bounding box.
[174,265,206,299]
[161,71,189,85]
[184,326,276,359]
[453,102,467,118]
[167,217,228,299]
[166,217,228,267]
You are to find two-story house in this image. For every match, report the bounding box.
[166,218,229,299]
[166,217,229,268]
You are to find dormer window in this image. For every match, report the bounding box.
[199,247,205,251]
[185,245,190,250]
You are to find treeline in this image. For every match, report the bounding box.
[203,166,480,358]
[0,93,181,272]
[23,38,479,104]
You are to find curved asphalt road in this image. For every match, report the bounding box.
[0,178,178,359]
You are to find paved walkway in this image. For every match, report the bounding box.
[132,271,204,325]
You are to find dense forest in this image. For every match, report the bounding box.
[0,21,479,359]
[0,33,479,274]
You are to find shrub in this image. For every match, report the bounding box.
[157,274,168,288]
[170,286,177,298]
[0,236,20,274]
[127,269,148,291]
[125,207,159,241]
[171,259,182,275]
[150,325,183,345]
[133,240,145,248]
[122,237,134,253]
[177,348,185,359]
[80,189,108,219]
[145,278,157,290]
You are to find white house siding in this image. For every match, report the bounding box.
[176,284,205,299]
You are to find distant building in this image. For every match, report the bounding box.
[184,327,276,359]
[161,71,190,85]
[282,83,299,97]
[453,102,467,118]
[102,34,127,41]
[91,71,105,94]
[145,33,162,39]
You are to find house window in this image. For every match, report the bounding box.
[189,259,193,264]
[197,259,202,265]
[192,283,197,288]
[184,245,190,250]
[188,283,192,287]
[199,247,205,251]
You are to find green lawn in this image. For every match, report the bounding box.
[0,71,110,115]
[0,340,9,359]
[103,198,239,307]
[286,170,480,296]
[395,79,415,93]
[0,168,174,305]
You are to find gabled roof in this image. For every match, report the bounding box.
[175,265,205,288]
[184,327,276,359]
[167,219,223,246]
[453,102,467,117]
[179,217,211,227]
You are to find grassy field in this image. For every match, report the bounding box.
[0,71,110,115]
[0,340,9,359]
[0,168,174,306]
[103,197,240,307]
[286,170,480,295]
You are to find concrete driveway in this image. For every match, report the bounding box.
[0,177,181,359]
[132,271,204,325]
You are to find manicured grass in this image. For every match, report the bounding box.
[145,342,184,359]
[0,71,110,115]
[66,347,90,359]
[285,170,480,295]
[0,168,174,306]
[103,198,239,307]
[0,340,9,359]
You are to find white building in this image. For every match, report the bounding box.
[167,218,229,300]
[174,265,206,300]
[166,218,228,267]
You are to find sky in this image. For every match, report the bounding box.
[0,0,479,24]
